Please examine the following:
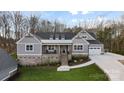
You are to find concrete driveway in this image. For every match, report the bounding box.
[90,52,124,81]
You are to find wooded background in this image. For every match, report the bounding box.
[0,11,124,55]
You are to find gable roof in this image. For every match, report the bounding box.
[87,31,97,39]
[87,40,101,44]
[16,33,41,44]
[35,32,77,40]
[0,48,17,80]
[34,30,97,40]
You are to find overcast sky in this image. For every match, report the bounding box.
[22,11,124,27]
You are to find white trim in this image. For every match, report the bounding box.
[59,45,60,54]
[73,44,84,51]
[17,43,41,44]
[82,38,90,45]
[16,35,26,44]
[83,30,96,40]
[17,54,42,56]
[32,34,41,43]
[40,43,42,55]
[41,40,72,44]
[42,43,72,45]
[25,43,34,52]
[72,30,96,40]
[72,52,88,55]
[85,31,96,40]
[16,33,41,44]
[72,35,90,45]
[72,31,81,40]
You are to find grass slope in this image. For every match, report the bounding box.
[10,64,108,81]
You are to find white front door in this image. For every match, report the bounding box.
[89,47,101,55]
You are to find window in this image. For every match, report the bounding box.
[26,45,33,51]
[55,34,59,40]
[61,34,65,40]
[74,45,83,51]
[48,45,55,50]
[49,35,53,40]
[82,35,87,38]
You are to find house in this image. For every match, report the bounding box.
[16,30,104,66]
[0,48,17,81]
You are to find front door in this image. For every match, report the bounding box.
[60,45,68,54]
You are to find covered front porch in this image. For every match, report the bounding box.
[41,40,72,54]
[42,45,72,55]
[42,45,72,65]
[41,40,72,71]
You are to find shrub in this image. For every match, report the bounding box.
[72,55,89,61]
[112,50,124,55]
[69,55,90,66]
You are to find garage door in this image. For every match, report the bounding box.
[89,47,101,55]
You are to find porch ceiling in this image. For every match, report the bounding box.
[41,40,72,45]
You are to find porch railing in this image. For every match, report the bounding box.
[43,50,57,54]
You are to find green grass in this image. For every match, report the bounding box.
[10,64,108,81]
[11,53,17,59]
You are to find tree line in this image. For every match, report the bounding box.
[0,11,124,55]
[96,20,124,55]
[0,11,65,53]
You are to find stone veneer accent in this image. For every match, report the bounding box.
[18,54,72,66]
[18,55,42,66]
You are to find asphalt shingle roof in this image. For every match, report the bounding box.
[35,32,77,40]
[87,40,102,44]
[87,31,97,39]
[35,31,97,40]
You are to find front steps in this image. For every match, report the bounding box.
[57,66,70,71]
[57,53,70,71]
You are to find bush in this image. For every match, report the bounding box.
[11,52,17,59]
[72,55,89,61]
[69,55,90,66]
[112,50,124,55]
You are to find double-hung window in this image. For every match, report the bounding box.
[74,45,83,51]
[26,44,33,52]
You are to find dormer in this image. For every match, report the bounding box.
[55,34,59,40]
[61,34,65,40]
[49,35,53,40]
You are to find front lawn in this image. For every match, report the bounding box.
[9,64,108,81]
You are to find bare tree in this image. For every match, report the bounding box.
[0,11,12,39]
[11,11,26,40]
[28,14,40,34]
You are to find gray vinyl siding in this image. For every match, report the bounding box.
[17,43,42,55]
[17,36,42,55]
[72,37,89,54]
[67,45,72,54]
[18,36,40,43]
[77,31,95,40]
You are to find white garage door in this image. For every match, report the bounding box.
[89,47,101,55]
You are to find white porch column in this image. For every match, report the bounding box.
[59,45,61,54]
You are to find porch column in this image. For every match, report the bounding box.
[59,45,60,54]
